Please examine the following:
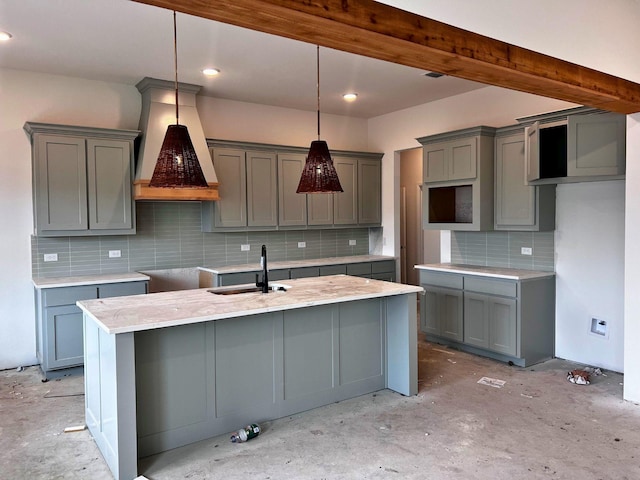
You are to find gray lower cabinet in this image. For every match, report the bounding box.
[35,281,147,379]
[494,128,556,231]
[421,286,464,342]
[24,122,139,236]
[207,260,396,287]
[419,270,555,366]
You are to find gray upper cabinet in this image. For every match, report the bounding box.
[358,158,382,225]
[423,136,477,182]
[522,107,626,184]
[203,146,277,230]
[204,139,382,231]
[418,126,496,231]
[24,123,138,236]
[494,127,555,231]
[567,112,626,177]
[278,153,307,227]
[333,156,358,225]
[246,151,278,227]
[307,193,333,226]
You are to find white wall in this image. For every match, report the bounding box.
[555,182,625,372]
[197,96,369,151]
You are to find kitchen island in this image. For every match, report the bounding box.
[77,275,422,480]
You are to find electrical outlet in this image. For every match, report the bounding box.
[521,247,533,256]
[43,253,58,262]
[240,244,250,252]
[349,239,357,246]
[108,250,121,258]
[298,241,306,248]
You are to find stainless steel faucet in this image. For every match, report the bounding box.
[255,244,269,293]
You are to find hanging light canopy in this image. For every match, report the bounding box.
[149,11,208,189]
[296,46,343,194]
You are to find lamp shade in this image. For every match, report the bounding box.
[149,124,208,188]
[296,140,344,193]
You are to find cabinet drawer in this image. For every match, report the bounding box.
[219,272,258,286]
[319,264,347,276]
[99,281,147,298]
[419,271,463,290]
[290,267,320,279]
[464,276,517,297]
[372,260,395,274]
[269,269,290,281]
[347,263,371,276]
[43,286,98,307]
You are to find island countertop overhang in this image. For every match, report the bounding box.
[77,275,423,335]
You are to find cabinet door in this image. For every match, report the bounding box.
[524,122,541,182]
[495,132,535,227]
[439,288,464,341]
[212,148,247,227]
[307,194,333,225]
[358,158,381,225]
[246,151,278,227]
[45,305,84,370]
[423,142,448,182]
[86,139,133,231]
[421,287,439,335]
[278,153,307,226]
[34,134,88,233]
[567,112,626,177]
[463,292,489,349]
[488,297,517,356]
[333,156,358,225]
[448,137,477,181]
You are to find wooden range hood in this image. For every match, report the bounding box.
[133,0,640,115]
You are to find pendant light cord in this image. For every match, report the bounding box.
[316,45,320,140]
[173,10,179,125]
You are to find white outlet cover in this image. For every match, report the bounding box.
[298,241,306,248]
[108,250,122,258]
[241,244,251,251]
[521,247,533,255]
[43,253,58,262]
[349,239,357,246]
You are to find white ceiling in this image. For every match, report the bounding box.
[0,0,488,118]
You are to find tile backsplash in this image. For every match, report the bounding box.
[451,231,554,271]
[32,202,370,278]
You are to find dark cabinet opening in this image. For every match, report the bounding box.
[428,185,472,224]
[539,124,567,179]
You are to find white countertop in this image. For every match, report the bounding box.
[77,274,422,335]
[415,263,555,280]
[198,255,396,274]
[32,272,151,289]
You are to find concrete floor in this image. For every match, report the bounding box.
[2,338,639,480]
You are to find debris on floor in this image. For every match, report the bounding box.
[477,377,506,388]
[567,369,590,385]
[63,425,86,433]
[230,423,261,443]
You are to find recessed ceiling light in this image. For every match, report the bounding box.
[342,93,358,102]
[202,68,220,77]
[0,31,13,42]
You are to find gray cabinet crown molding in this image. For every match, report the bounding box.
[416,125,497,145]
[515,106,601,128]
[24,122,140,141]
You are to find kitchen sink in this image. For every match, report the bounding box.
[208,283,289,295]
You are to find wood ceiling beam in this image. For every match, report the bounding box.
[134,0,640,114]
